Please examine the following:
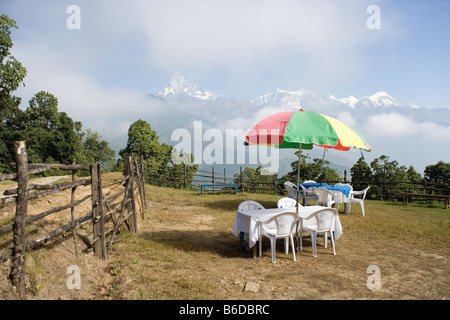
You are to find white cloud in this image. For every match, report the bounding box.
[360,112,450,172]
[336,111,357,128]
[364,113,450,139]
[110,0,400,82]
[13,40,169,142]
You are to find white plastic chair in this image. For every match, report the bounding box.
[284,181,298,200]
[349,186,370,216]
[299,208,338,257]
[314,187,336,207]
[303,180,317,184]
[238,200,265,212]
[299,184,319,206]
[277,197,301,209]
[340,184,353,214]
[237,201,265,250]
[258,212,299,263]
[276,197,300,254]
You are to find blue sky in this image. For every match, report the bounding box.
[2,0,450,172]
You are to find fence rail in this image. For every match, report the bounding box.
[142,164,285,195]
[141,163,448,200]
[0,141,146,298]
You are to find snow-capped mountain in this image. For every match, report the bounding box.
[359,91,401,108]
[155,73,450,127]
[146,73,449,176]
[155,73,258,122]
[253,89,402,110]
[252,88,315,108]
[329,95,359,109]
[156,73,219,101]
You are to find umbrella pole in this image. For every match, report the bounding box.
[296,143,302,214]
[319,148,326,185]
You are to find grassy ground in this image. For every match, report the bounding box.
[106,185,449,300]
[1,177,449,300]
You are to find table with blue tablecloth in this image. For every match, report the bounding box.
[300,183,352,213]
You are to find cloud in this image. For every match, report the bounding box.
[360,112,450,172]
[132,1,383,74]
[12,39,169,141]
[364,113,450,139]
[336,111,357,128]
[8,0,404,102]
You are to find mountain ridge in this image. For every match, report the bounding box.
[146,73,450,176]
[156,73,449,120]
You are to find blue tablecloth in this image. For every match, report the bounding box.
[300,182,329,189]
[300,183,352,197]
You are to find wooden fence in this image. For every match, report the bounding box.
[142,163,448,201]
[0,141,146,298]
[142,164,285,194]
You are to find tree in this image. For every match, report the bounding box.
[0,14,27,122]
[282,150,341,183]
[0,15,118,173]
[0,14,27,172]
[119,119,162,163]
[53,111,84,163]
[16,91,83,164]
[120,119,197,187]
[425,161,450,184]
[235,166,276,194]
[350,155,427,200]
[83,129,116,171]
[351,157,373,192]
[424,161,450,195]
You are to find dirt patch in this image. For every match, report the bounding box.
[0,175,125,300]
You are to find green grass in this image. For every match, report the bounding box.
[108,185,449,299]
[342,200,450,250]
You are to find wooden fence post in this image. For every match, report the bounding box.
[273,174,277,194]
[212,167,215,192]
[10,141,28,298]
[91,164,105,259]
[97,163,107,258]
[240,166,244,193]
[70,159,79,257]
[133,156,145,219]
[125,157,137,234]
[140,154,147,214]
[184,163,187,189]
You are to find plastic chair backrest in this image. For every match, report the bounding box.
[238,200,264,211]
[264,212,299,235]
[284,182,298,199]
[284,181,297,189]
[315,188,335,205]
[277,197,298,208]
[352,186,371,200]
[314,208,337,231]
[361,186,370,199]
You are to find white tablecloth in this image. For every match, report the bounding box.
[232,206,343,248]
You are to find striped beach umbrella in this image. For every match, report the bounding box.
[244,109,371,206]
